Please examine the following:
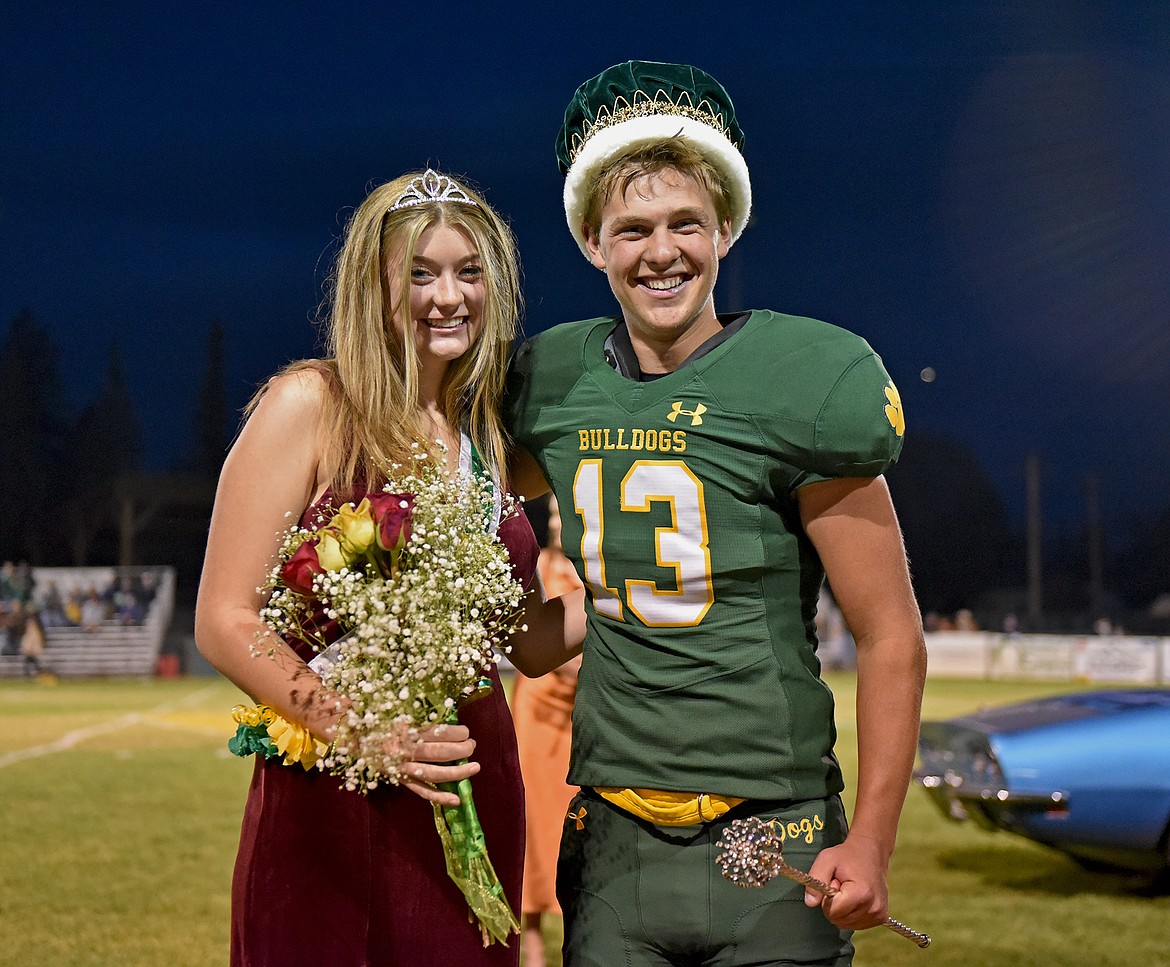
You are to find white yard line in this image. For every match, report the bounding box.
[0,714,145,769]
[0,684,225,770]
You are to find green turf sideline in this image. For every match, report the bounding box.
[1,675,1165,967]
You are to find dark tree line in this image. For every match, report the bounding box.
[886,432,1169,634]
[0,311,231,571]
[885,433,1015,618]
[192,320,232,480]
[0,310,66,564]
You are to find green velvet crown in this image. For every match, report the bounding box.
[555,60,752,258]
[555,60,745,175]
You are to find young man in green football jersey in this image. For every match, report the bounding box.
[505,61,927,967]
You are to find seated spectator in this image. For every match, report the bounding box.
[97,576,117,608]
[37,581,70,627]
[13,561,32,603]
[113,576,145,625]
[80,589,106,632]
[137,570,159,607]
[64,589,84,626]
[0,561,19,604]
[925,611,957,631]
[0,600,16,655]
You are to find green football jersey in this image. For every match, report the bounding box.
[505,309,904,801]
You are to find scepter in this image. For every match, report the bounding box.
[715,817,931,949]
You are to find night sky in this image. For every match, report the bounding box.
[4,2,1169,530]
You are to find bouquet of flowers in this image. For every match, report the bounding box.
[252,446,527,946]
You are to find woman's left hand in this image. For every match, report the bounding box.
[398,722,480,806]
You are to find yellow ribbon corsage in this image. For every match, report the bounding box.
[229,704,328,770]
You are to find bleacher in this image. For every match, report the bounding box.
[0,566,175,678]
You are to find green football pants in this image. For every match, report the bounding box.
[556,789,854,967]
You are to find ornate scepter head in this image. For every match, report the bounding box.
[715,818,932,949]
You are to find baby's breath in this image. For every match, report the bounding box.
[257,453,525,794]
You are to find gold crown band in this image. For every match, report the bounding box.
[569,89,736,166]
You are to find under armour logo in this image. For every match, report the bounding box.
[667,401,708,426]
[568,807,588,830]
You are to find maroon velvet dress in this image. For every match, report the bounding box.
[230,493,539,967]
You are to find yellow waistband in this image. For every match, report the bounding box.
[595,787,745,826]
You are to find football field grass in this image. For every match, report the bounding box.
[0,673,1165,966]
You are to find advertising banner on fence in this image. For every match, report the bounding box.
[926,633,1169,684]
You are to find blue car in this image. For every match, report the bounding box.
[915,688,1170,876]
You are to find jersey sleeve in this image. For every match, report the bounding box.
[797,350,905,485]
[504,319,602,452]
[503,336,539,448]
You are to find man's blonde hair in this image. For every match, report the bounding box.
[582,137,733,237]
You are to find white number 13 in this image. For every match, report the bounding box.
[572,459,714,627]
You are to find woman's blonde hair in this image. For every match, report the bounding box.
[261,171,522,498]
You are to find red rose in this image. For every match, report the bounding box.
[369,492,414,553]
[281,538,324,595]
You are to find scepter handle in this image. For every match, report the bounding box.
[775,857,931,949]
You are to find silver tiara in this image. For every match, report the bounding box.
[388,169,479,212]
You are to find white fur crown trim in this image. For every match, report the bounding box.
[562,114,752,259]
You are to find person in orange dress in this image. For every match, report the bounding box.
[511,495,583,967]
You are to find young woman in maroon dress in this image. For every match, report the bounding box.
[196,170,584,967]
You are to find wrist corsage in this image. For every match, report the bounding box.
[228,704,328,770]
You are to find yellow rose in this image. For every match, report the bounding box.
[315,528,351,571]
[334,498,377,557]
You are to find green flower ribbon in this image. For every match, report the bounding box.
[431,681,519,947]
[227,721,281,760]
